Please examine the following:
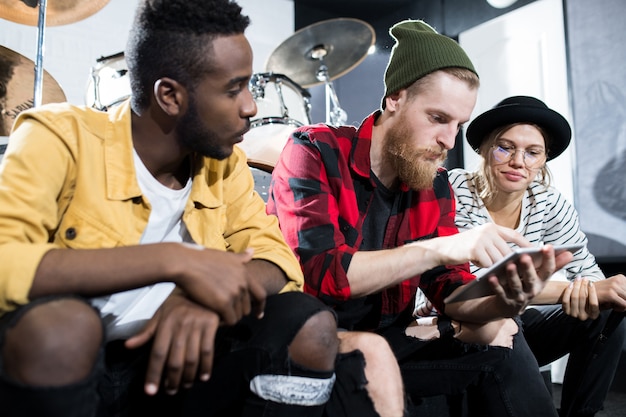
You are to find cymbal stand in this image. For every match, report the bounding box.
[311,47,347,126]
[90,65,103,110]
[33,0,48,107]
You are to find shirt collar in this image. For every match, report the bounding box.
[351,111,379,178]
[104,100,143,201]
[188,154,222,209]
[102,100,235,209]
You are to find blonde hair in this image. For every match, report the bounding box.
[475,123,552,206]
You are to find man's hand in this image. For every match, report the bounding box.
[423,223,532,268]
[172,245,267,325]
[487,245,573,316]
[125,293,220,396]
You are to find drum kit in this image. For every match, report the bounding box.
[83,17,376,175]
[0,44,66,136]
[1,2,376,177]
[0,0,110,136]
[238,17,376,200]
[85,51,130,111]
[85,18,375,173]
[241,18,376,172]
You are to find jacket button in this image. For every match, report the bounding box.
[65,227,77,240]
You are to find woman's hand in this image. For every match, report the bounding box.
[591,274,626,312]
[561,276,600,320]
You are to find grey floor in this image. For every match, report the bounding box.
[552,383,626,416]
[404,368,626,416]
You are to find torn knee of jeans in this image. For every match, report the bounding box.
[249,373,336,406]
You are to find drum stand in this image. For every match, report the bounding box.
[32,0,48,108]
[313,52,347,126]
[317,62,347,126]
[264,18,375,128]
[1,0,109,112]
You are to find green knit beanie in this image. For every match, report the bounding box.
[382,20,477,107]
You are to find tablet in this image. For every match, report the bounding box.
[444,243,584,303]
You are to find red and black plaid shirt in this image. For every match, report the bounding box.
[267,112,474,330]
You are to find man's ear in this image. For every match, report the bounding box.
[154,77,187,116]
[385,91,403,113]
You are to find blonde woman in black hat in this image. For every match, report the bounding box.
[269,20,575,417]
[448,96,626,417]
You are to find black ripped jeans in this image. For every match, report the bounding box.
[0,292,377,417]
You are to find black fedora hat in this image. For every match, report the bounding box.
[466,96,572,161]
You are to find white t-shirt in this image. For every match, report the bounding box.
[90,150,192,341]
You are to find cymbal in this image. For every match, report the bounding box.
[0,45,66,136]
[0,0,110,27]
[265,18,375,88]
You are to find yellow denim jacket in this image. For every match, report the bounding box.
[0,100,303,314]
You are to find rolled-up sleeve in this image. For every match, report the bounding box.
[0,110,72,313]
[192,146,305,292]
[267,128,358,302]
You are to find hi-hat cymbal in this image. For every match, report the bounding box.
[0,0,110,27]
[0,45,66,136]
[265,18,375,88]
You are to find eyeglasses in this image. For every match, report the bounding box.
[492,144,546,168]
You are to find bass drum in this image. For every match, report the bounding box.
[239,73,311,172]
[85,52,130,111]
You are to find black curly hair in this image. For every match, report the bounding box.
[125,0,250,112]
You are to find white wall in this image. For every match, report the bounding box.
[0,0,294,107]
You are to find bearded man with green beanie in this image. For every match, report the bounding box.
[268,19,570,416]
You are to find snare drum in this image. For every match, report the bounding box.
[239,73,311,172]
[85,52,131,111]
